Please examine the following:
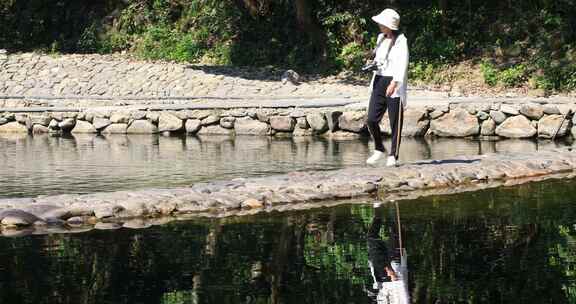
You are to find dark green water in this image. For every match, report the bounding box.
[2,178,576,304]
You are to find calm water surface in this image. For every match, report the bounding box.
[2,178,576,303]
[0,133,573,198]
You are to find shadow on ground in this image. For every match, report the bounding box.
[184,64,370,86]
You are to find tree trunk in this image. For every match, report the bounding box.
[439,0,448,35]
[294,0,327,64]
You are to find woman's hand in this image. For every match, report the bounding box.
[385,81,398,97]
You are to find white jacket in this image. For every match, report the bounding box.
[370,33,409,107]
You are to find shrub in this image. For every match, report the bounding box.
[499,64,527,87]
[337,42,365,70]
[480,61,499,86]
[410,62,436,82]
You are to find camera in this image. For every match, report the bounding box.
[361,60,379,72]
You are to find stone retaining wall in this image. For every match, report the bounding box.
[0,148,575,233]
[1,101,576,139]
[2,53,575,139]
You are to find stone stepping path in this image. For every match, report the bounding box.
[0,148,575,235]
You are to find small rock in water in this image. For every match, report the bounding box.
[2,228,34,238]
[67,216,85,226]
[0,209,42,227]
[241,199,264,209]
[94,222,122,230]
[123,219,152,229]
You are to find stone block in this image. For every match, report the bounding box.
[270,116,296,132]
[429,109,479,137]
[495,115,536,138]
[71,120,97,134]
[127,120,158,134]
[234,117,270,135]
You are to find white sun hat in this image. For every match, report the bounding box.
[372,8,400,30]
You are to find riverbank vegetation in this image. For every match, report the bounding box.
[1,0,575,93]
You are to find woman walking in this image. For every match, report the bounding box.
[365,9,409,167]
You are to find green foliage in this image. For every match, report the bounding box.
[480,61,499,87]
[499,64,528,88]
[480,61,527,88]
[135,26,200,62]
[404,8,461,63]
[337,42,364,70]
[410,62,438,83]
[2,0,576,91]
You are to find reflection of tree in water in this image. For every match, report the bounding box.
[557,225,576,302]
[406,180,576,304]
[2,179,576,303]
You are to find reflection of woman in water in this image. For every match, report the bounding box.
[367,203,409,304]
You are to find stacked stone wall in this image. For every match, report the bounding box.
[1,102,575,139]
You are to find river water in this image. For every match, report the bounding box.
[1,177,576,303]
[0,133,573,198]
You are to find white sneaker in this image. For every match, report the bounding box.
[386,156,397,167]
[366,150,384,165]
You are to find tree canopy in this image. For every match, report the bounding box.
[1,0,575,90]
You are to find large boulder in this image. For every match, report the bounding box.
[187,110,211,120]
[235,118,270,135]
[476,111,490,121]
[198,125,235,135]
[201,114,220,126]
[429,109,479,137]
[110,112,131,124]
[296,117,309,129]
[538,114,571,138]
[480,118,496,136]
[519,103,544,120]
[500,104,520,115]
[185,119,202,134]
[338,111,366,133]
[495,115,536,138]
[256,110,272,123]
[93,118,112,130]
[543,105,560,115]
[306,113,328,133]
[32,125,49,134]
[15,114,29,124]
[220,117,236,129]
[30,114,52,126]
[0,121,28,133]
[127,120,158,134]
[101,123,128,134]
[402,108,430,136]
[489,110,507,124]
[130,111,147,120]
[158,113,183,132]
[71,120,97,134]
[58,118,76,131]
[270,116,296,132]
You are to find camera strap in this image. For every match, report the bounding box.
[373,34,395,66]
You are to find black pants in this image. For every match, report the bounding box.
[367,209,401,283]
[367,75,404,159]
